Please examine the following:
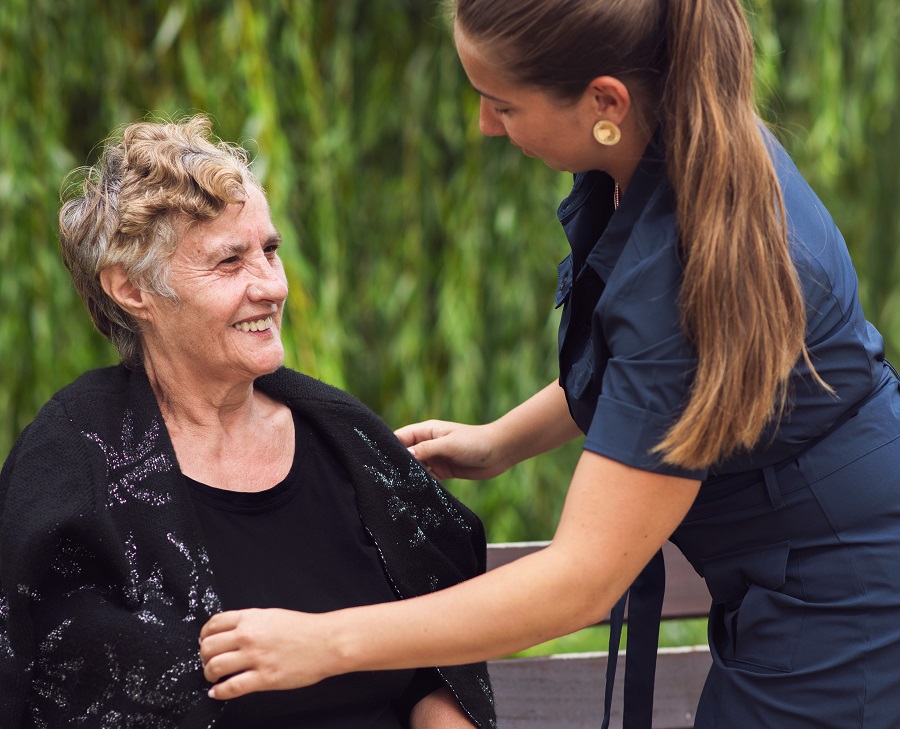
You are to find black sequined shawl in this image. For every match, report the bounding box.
[0,365,496,728]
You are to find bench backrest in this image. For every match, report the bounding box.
[485,541,711,729]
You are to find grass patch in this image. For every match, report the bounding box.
[509,618,708,658]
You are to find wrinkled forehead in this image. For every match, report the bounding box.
[174,184,278,261]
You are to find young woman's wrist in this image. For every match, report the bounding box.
[482,419,519,474]
[324,609,367,677]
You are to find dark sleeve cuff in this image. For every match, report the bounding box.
[584,395,708,480]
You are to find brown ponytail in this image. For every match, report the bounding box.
[651,0,827,469]
[453,0,829,469]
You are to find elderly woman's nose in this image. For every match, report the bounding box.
[247,261,288,301]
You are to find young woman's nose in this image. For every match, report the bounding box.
[478,98,507,137]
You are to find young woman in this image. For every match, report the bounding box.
[199,2,900,726]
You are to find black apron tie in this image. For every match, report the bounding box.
[602,548,666,729]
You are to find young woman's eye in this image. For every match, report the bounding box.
[493,106,511,117]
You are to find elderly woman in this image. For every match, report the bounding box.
[0,116,495,729]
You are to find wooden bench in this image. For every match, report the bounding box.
[485,541,711,729]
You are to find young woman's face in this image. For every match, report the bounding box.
[454,25,601,174]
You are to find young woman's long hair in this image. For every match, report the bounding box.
[453,0,827,469]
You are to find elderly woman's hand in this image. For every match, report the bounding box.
[199,608,336,699]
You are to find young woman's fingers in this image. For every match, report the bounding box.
[393,420,448,447]
[208,668,265,701]
[203,648,252,684]
[199,629,243,666]
[199,610,242,640]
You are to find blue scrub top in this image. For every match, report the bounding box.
[554,131,890,482]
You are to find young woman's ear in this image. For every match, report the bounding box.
[586,76,632,126]
[99,265,150,320]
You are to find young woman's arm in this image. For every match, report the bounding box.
[199,451,700,698]
[394,379,583,480]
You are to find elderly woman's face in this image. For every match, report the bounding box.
[142,185,288,385]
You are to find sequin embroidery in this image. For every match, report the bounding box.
[355,427,472,547]
[0,592,13,658]
[82,410,174,508]
[165,534,222,621]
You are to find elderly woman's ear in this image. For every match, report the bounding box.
[99,265,151,320]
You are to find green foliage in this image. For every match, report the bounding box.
[2,1,898,544]
[509,618,708,658]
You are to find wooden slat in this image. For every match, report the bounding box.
[486,541,710,621]
[485,541,711,727]
[488,647,711,729]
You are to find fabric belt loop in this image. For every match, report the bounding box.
[602,549,666,729]
[763,465,784,510]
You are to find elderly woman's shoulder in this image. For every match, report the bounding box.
[256,367,401,444]
[257,366,371,412]
[0,366,140,540]
[46,364,132,416]
[4,365,134,468]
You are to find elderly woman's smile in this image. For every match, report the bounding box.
[232,315,275,332]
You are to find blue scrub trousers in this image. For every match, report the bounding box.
[671,379,900,728]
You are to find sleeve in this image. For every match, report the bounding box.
[0,431,36,726]
[0,593,25,727]
[392,667,447,728]
[0,403,100,726]
[584,231,708,480]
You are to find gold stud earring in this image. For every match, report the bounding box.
[593,120,621,146]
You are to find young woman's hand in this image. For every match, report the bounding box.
[200,608,333,699]
[394,420,508,481]
[395,380,583,481]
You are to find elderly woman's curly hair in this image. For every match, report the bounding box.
[59,114,259,369]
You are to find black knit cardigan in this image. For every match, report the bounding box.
[0,365,496,728]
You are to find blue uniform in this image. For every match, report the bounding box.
[555,133,900,727]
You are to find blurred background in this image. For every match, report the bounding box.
[2,0,899,550]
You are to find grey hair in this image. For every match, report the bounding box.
[59,114,259,369]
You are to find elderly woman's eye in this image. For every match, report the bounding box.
[220,256,240,265]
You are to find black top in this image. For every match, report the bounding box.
[186,413,442,728]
